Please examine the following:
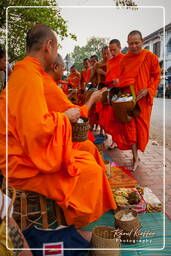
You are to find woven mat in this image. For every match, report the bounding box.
[103,151,138,188]
[108,166,138,188]
[82,211,171,254]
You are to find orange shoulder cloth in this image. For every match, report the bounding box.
[119,49,150,87]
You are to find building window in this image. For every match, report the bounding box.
[144,45,149,50]
[153,41,160,57]
[167,38,171,53]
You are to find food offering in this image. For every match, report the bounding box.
[142,187,162,212]
[112,188,146,213]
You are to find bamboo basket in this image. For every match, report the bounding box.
[114,209,141,243]
[92,226,120,256]
[2,184,66,231]
[72,116,89,142]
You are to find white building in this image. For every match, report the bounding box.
[143,23,171,84]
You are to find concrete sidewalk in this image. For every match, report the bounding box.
[103,135,170,219]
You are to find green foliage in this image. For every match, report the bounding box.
[0,0,76,62]
[71,37,109,71]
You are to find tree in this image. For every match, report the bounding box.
[71,37,109,71]
[0,0,76,62]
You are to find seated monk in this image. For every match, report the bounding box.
[44,53,105,169]
[0,24,116,228]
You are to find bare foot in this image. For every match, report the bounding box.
[132,157,140,172]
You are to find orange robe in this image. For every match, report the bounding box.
[67,72,80,88]
[99,54,125,134]
[59,80,69,95]
[80,68,91,89]
[0,56,116,228]
[43,73,104,168]
[105,54,125,86]
[112,49,161,151]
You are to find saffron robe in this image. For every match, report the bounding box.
[105,54,125,86]
[67,72,80,88]
[43,73,104,168]
[99,54,125,134]
[0,56,116,228]
[112,49,161,151]
[80,68,91,89]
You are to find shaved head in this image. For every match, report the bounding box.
[128,30,143,40]
[109,39,121,47]
[26,24,57,52]
[54,53,64,66]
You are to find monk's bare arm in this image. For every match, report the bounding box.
[85,90,103,111]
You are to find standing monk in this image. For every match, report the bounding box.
[102,40,125,148]
[0,24,116,228]
[67,65,80,89]
[114,31,160,171]
[95,46,111,135]
[105,39,125,88]
[80,58,91,90]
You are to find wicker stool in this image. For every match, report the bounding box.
[3,184,66,231]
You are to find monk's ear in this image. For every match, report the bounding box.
[53,64,59,73]
[45,39,53,54]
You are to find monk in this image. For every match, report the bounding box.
[95,46,111,132]
[105,39,125,87]
[67,65,80,89]
[80,58,91,90]
[87,55,99,130]
[89,55,99,89]
[101,40,125,149]
[114,30,161,171]
[0,24,116,228]
[44,54,106,169]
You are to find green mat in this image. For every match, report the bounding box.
[82,211,171,255]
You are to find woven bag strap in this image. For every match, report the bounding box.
[130,85,136,104]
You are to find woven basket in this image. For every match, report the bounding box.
[3,185,66,231]
[92,226,120,256]
[114,209,141,243]
[72,116,89,142]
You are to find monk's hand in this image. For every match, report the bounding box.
[112,79,119,86]
[90,89,105,103]
[64,108,80,123]
[136,89,148,102]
